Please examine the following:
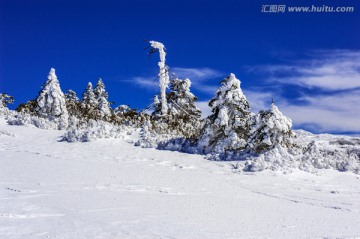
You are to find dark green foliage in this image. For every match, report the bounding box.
[65,90,82,117]
[150,78,202,140]
[16,100,37,115]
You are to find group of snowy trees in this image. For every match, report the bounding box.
[2,40,293,157]
[140,41,293,156]
[13,68,144,130]
[196,73,292,156]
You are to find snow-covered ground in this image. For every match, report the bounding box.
[1,118,360,239]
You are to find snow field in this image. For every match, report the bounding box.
[1,119,360,238]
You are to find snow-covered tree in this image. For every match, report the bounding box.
[135,119,160,148]
[0,93,14,117]
[167,78,202,139]
[198,73,251,154]
[150,77,202,140]
[93,78,112,118]
[80,82,98,120]
[167,78,201,118]
[247,102,293,153]
[65,89,81,117]
[35,68,69,129]
[112,104,143,126]
[0,93,14,107]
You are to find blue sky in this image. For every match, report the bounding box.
[1,0,359,134]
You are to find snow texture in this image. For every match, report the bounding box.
[61,119,134,142]
[1,117,360,239]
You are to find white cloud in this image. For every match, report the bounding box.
[244,50,360,133]
[129,67,223,94]
[129,77,158,91]
[251,50,360,90]
[171,67,223,82]
[244,90,360,132]
[243,90,275,113]
[242,88,360,133]
[281,90,360,132]
[171,67,223,94]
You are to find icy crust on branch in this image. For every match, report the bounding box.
[197,73,251,154]
[150,40,169,115]
[35,68,69,129]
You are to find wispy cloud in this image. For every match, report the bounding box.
[171,67,223,82]
[243,90,276,113]
[171,67,223,94]
[250,50,360,91]
[279,92,360,133]
[129,67,223,94]
[126,76,158,91]
[245,49,360,133]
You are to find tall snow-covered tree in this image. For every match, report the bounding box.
[93,78,112,117]
[198,73,251,154]
[81,82,98,120]
[35,68,69,129]
[247,102,293,153]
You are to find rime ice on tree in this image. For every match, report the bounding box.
[149,41,170,115]
[35,68,69,129]
[198,73,251,154]
[94,78,112,117]
[247,102,292,153]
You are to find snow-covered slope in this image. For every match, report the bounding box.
[1,118,360,238]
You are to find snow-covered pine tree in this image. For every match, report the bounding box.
[65,89,81,117]
[166,78,202,139]
[198,73,251,154]
[80,82,98,120]
[112,104,142,126]
[150,77,202,140]
[0,93,14,107]
[35,68,69,129]
[135,118,160,148]
[93,78,112,119]
[247,102,293,153]
[0,93,14,117]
